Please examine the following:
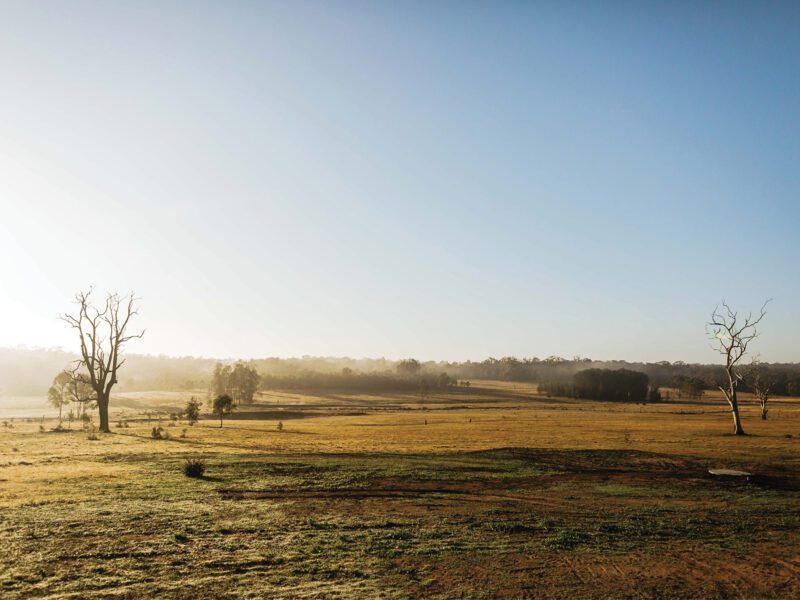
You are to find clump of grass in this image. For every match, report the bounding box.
[544,528,588,550]
[174,531,190,543]
[183,458,206,478]
[488,520,531,534]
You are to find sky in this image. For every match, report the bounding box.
[0,1,798,363]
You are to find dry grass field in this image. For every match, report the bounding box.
[2,382,800,598]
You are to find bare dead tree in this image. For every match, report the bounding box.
[744,360,774,421]
[706,300,769,435]
[61,289,144,433]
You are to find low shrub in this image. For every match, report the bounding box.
[184,458,206,478]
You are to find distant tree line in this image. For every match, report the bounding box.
[12,348,800,399]
[672,375,706,399]
[539,368,659,403]
[443,356,800,398]
[259,369,456,394]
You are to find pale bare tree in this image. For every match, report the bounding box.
[61,289,144,432]
[745,360,774,421]
[706,301,769,435]
[66,370,96,420]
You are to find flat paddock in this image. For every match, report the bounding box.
[1,382,799,598]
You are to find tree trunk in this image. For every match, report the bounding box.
[730,391,745,435]
[98,394,110,433]
[219,416,223,428]
[761,399,768,420]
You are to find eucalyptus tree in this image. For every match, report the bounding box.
[61,289,144,433]
[707,301,768,435]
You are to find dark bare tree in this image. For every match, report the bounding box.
[61,289,144,433]
[706,301,769,435]
[745,361,774,421]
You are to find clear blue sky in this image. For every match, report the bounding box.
[0,1,798,362]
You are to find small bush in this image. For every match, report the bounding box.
[184,398,201,426]
[180,428,187,438]
[151,426,164,439]
[184,458,206,478]
[277,421,284,432]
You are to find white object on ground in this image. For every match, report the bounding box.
[708,469,752,477]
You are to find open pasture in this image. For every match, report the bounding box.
[2,382,800,598]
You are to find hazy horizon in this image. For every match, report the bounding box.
[2,343,797,369]
[2,2,799,363]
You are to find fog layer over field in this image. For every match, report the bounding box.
[4,347,800,417]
